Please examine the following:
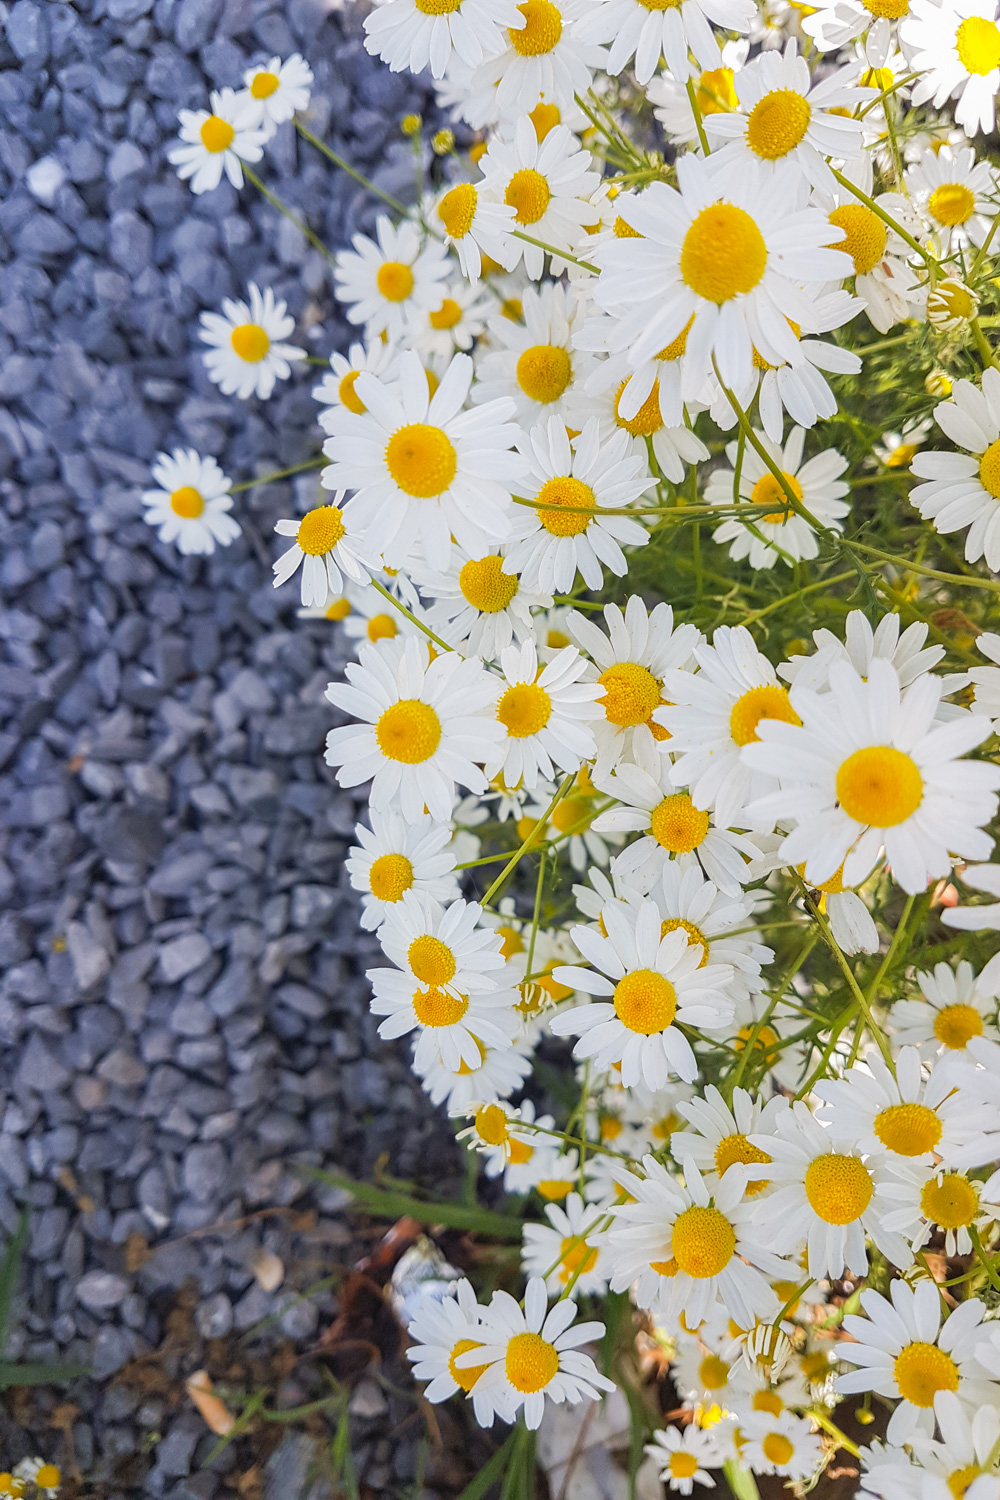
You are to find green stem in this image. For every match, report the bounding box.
[809,1408,862,1459]
[685,76,711,156]
[481,775,576,907]
[794,876,895,1074]
[241,165,338,265]
[229,456,325,493]
[295,122,410,216]
[512,230,599,274]
[831,166,932,265]
[369,577,456,656]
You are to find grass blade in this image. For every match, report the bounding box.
[724,1457,762,1500]
[0,1212,28,1352]
[299,1167,525,1240]
[455,1427,519,1500]
[0,1361,87,1388]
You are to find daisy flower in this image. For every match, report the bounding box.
[658,625,803,832]
[911,368,1000,571]
[747,1098,912,1279]
[648,61,742,150]
[521,1191,610,1296]
[906,145,999,252]
[472,281,594,427]
[418,547,550,661]
[503,416,653,594]
[707,425,850,572]
[346,809,460,931]
[942,863,1000,931]
[416,1036,533,1110]
[878,1159,1000,1255]
[837,1279,996,1444]
[477,117,600,280]
[706,43,869,192]
[742,658,1000,895]
[198,283,305,401]
[141,449,240,557]
[314,339,399,424]
[167,88,268,194]
[808,871,880,956]
[271,498,376,607]
[903,1393,1000,1500]
[969,631,1000,731]
[567,596,703,775]
[376,892,508,1000]
[603,1156,792,1331]
[575,348,710,486]
[466,0,607,128]
[476,1097,562,1187]
[645,863,773,1008]
[593,153,852,395]
[458,1276,614,1429]
[740,1410,823,1479]
[574,0,754,84]
[549,895,735,1087]
[486,638,602,791]
[323,350,523,573]
[408,280,496,359]
[645,1424,724,1494]
[802,0,905,65]
[890,959,1000,1057]
[237,54,313,131]
[369,961,521,1072]
[821,169,922,334]
[406,1277,501,1426]
[325,636,505,822]
[434,177,518,283]
[672,1085,787,1199]
[814,1045,988,1165]
[781,609,947,696]
[902,0,1000,138]
[364,0,523,78]
[333,216,451,342]
[671,1331,755,1411]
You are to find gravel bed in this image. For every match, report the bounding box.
[0,2,471,1493]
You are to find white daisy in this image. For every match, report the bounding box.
[549,895,735,1087]
[333,216,452,342]
[503,416,653,594]
[821,168,923,334]
[324,636,505,822]
[671,1330,755,1411]
[969,631,1000,732]
[12,1460,61,1500]
[645,1424,724,1493]
[415,1034,533,1110]
[408,280,496,359]
[272,498,376,607]
[645,863,773,1008]
[198,282,305,401]
[167,88,267,194]
[837,1279,997,1444]
[896,1392,1000,1500]
[364,0,523,78]
[890,958,1000,1057]
[575,345,710,486]
[237,54,313,131]
[477,117,600,280]
[486,638,602,791]
[376,892,507,1002]
[672,1085,787,1198]
[477,1097,561,1187]
[802,0,907,66]
[314,338,399,423]
[465,0,607,128]
[593,153,852,395]
[648,61,742,150]
[418,547,550,661]
[434,177,518,283]
[657,625,803,832]
[369,963,521,1073]
[781,609,948,696]
[906,145,999,252]
[878,1159,1000,1255]
[472,280,594,427]
[742,658,1000,895]
[707,424,851,571]
[740,1409,823,1479]
[141,449,240,556]
[567,596,703,775]
[574,0,754,84]
[460,1276,614,1429]
[942,863,1000,932]
[747,1099,912,1279]
[406,1276,502,1426]
[346,809,460,931]
[911,368,1000,571]
[902,0,1000,138]
[521,1191,610,1296]
[322,350,524,573]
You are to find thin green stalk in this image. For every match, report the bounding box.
[685,77,711,156]
[809,1408,862,1459]
[369,577,456,655]
[241,166,338,264]
[481,775,576,907]
[512,230,599,274]
[793,875,895,1073]
[229,457,325,493]
[830,166,933,265]
[295,122,410,216]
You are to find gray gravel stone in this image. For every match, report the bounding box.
[77,1270,130,1310]
[158,932,212,982]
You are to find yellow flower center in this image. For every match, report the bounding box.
[600,1114,623,1140]
[934,1003,984,1049]
[509,0,562,54]
[385,423,458,498]
[670,1453,700,1480]
[956,15,1000,73]
[497,681,552,738]
[417,0,462,11]
[864,0,907,14]
[979,438,1000,498]
[804,1153,873,1225]
[170,486,204,519]
[35,1469,60,1492]
[829,204,887,275]
[535,475,595,535]
[459,555,519,613]
[613,968,677,1033]
[508,1137,534,1164]
[368,853,414,903]
[506,1330,560,1391]
[505,168,551,225]
[746,88,811,160]
[430,298,463,330]
[762,1433,794,1467]
[516,344,572,404]
[650,794,710,853]
[438,185,478,246]
[928,183,976,226]
[200,115,235,152]
[660,917,709,968]
[375,700,442,764]
[559,1235,598,1284]
[297,505,346,555]
[613,214,642,238]
[614,379,663,437]
[650,1256,678,1276]
[367,613,397,642]
[948,1466,983,1500]
[931,280,978,323]
[328,599,349,620]
[893,1342,960,1406]
[754,1389,784,1415]
[681,203,768,304]
[250,70,280,98]
[696,67,738,115]
[550,794,592,835]
[921,1172,978,1230]
[230,323,270,362]
[496,924,524,958]
[339,369,366,414]
[835,745,923,827]
[597,662,661,726]
[637,0,681,10]
[376,261,415,302]
[873,1102,942,1157]
[475,1103,511,1145]
[750,470,803,524]
[699,1353,730,1390]
[408,934,456,987]
[729,684,801,747]
[714,1133,771,1195]
[530,100,561,139]
[449,1337,491,1391]
[734,1023,779,1064]
[539,1179,573,1201]
[657,315,695,363]
[412,985,468,1026]
[672,1205,736,1278]
[547,629,570,649]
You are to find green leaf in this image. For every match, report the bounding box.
[330,1404,360,1500]
[0,1211,28,1352]
[0,1361,86,1388]
[299,1167,525,1240]
[455,1428,519,1500]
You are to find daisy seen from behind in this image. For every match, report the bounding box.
[911,367,1000,571]
[141,449,240,556]
[346,809,460,931]
[237,54,313,130]
[168,88,268,194]
[486,638,602,791]
[199,283,305,401]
